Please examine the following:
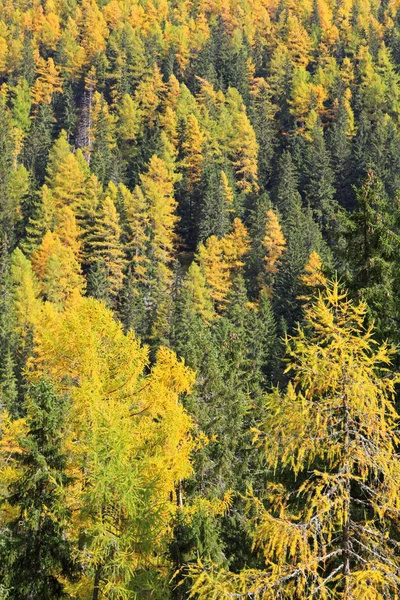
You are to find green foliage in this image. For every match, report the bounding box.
[0,378,74,599]
[2,0,400,597]
[188,282,400,599]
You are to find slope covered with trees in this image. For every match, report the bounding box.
[1,0,400,597]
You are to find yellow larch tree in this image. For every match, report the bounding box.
[86,195,126,300]
[181,113,205,189]
[120,182,150,284]
[198,235,231,309]
[183,262,215,323]
[43,131,88,212]
[221,217,250,272]
[136,139,181,340]
[188,281,400,599]
[38,8,61,52]
[140,151,179,267]
[10,248,42,345]
[54,206,82,259]
[160,105,179,149]
[76,0,109,64]
[198,219,250,309]
[226,89,259,193]
[31,53,63,106]
[134,63,166,128]
[262,208,286,293]
[283,10,312,69]
[31,229,86,306]
[298,250,327,301]
[31,297,195,599]
[219,170,234,211]
[117,93,142,143]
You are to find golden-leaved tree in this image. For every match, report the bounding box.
[198,217,250,310]
[188,281,400,599]
[31,296,195,599]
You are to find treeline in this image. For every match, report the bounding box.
[1,0,400,597]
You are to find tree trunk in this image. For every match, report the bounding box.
[92,566,102,600]
[342,381,351,599]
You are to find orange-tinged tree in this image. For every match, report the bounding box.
[298,250,327,297]
[198,218,249,309]
[31,54,63,105]
[263,208,286,280]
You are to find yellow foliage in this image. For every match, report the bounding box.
[31,230,86,306]
[0,410,26,507]
[140,153,179,266]
[183,262,215,322]
[181,113,205,188]
[198,219,249,309]
[221,217,250,270]
[198,235,231,308]
[32,297,195,596]
[227,93,259,193]
[298,251,327,301]
[31,53,63,105]
[11,248,42,340]
[189,281,400,598]
[121,183,150,282]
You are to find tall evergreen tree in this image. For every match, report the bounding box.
[1,378,74,599]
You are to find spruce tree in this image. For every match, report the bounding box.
[348,169,400,342]
[304,123,338,235]
[1,378,74,599]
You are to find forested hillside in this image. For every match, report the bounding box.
[2,0,400,597]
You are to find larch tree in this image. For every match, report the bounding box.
[197,218,249,310]
[31,296,195,599]
[31,54,63,106]
[138,146,180,341]
[226,89,259,194]
[31,229,85,306]
[188,281,400,599]
[86,195,126,302]
[198,235,231,310]
[262,208,286,294]
[181,113,205,190]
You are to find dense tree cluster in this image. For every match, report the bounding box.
[2,0,400,597]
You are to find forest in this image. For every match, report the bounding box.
[2,0,400,597]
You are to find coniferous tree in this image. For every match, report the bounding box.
[1,378,74,599]
[198,163,234,243]
[303,123,338,235]
[348,169,400,342]
[189,282,400,599]
[86,195,126,302]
